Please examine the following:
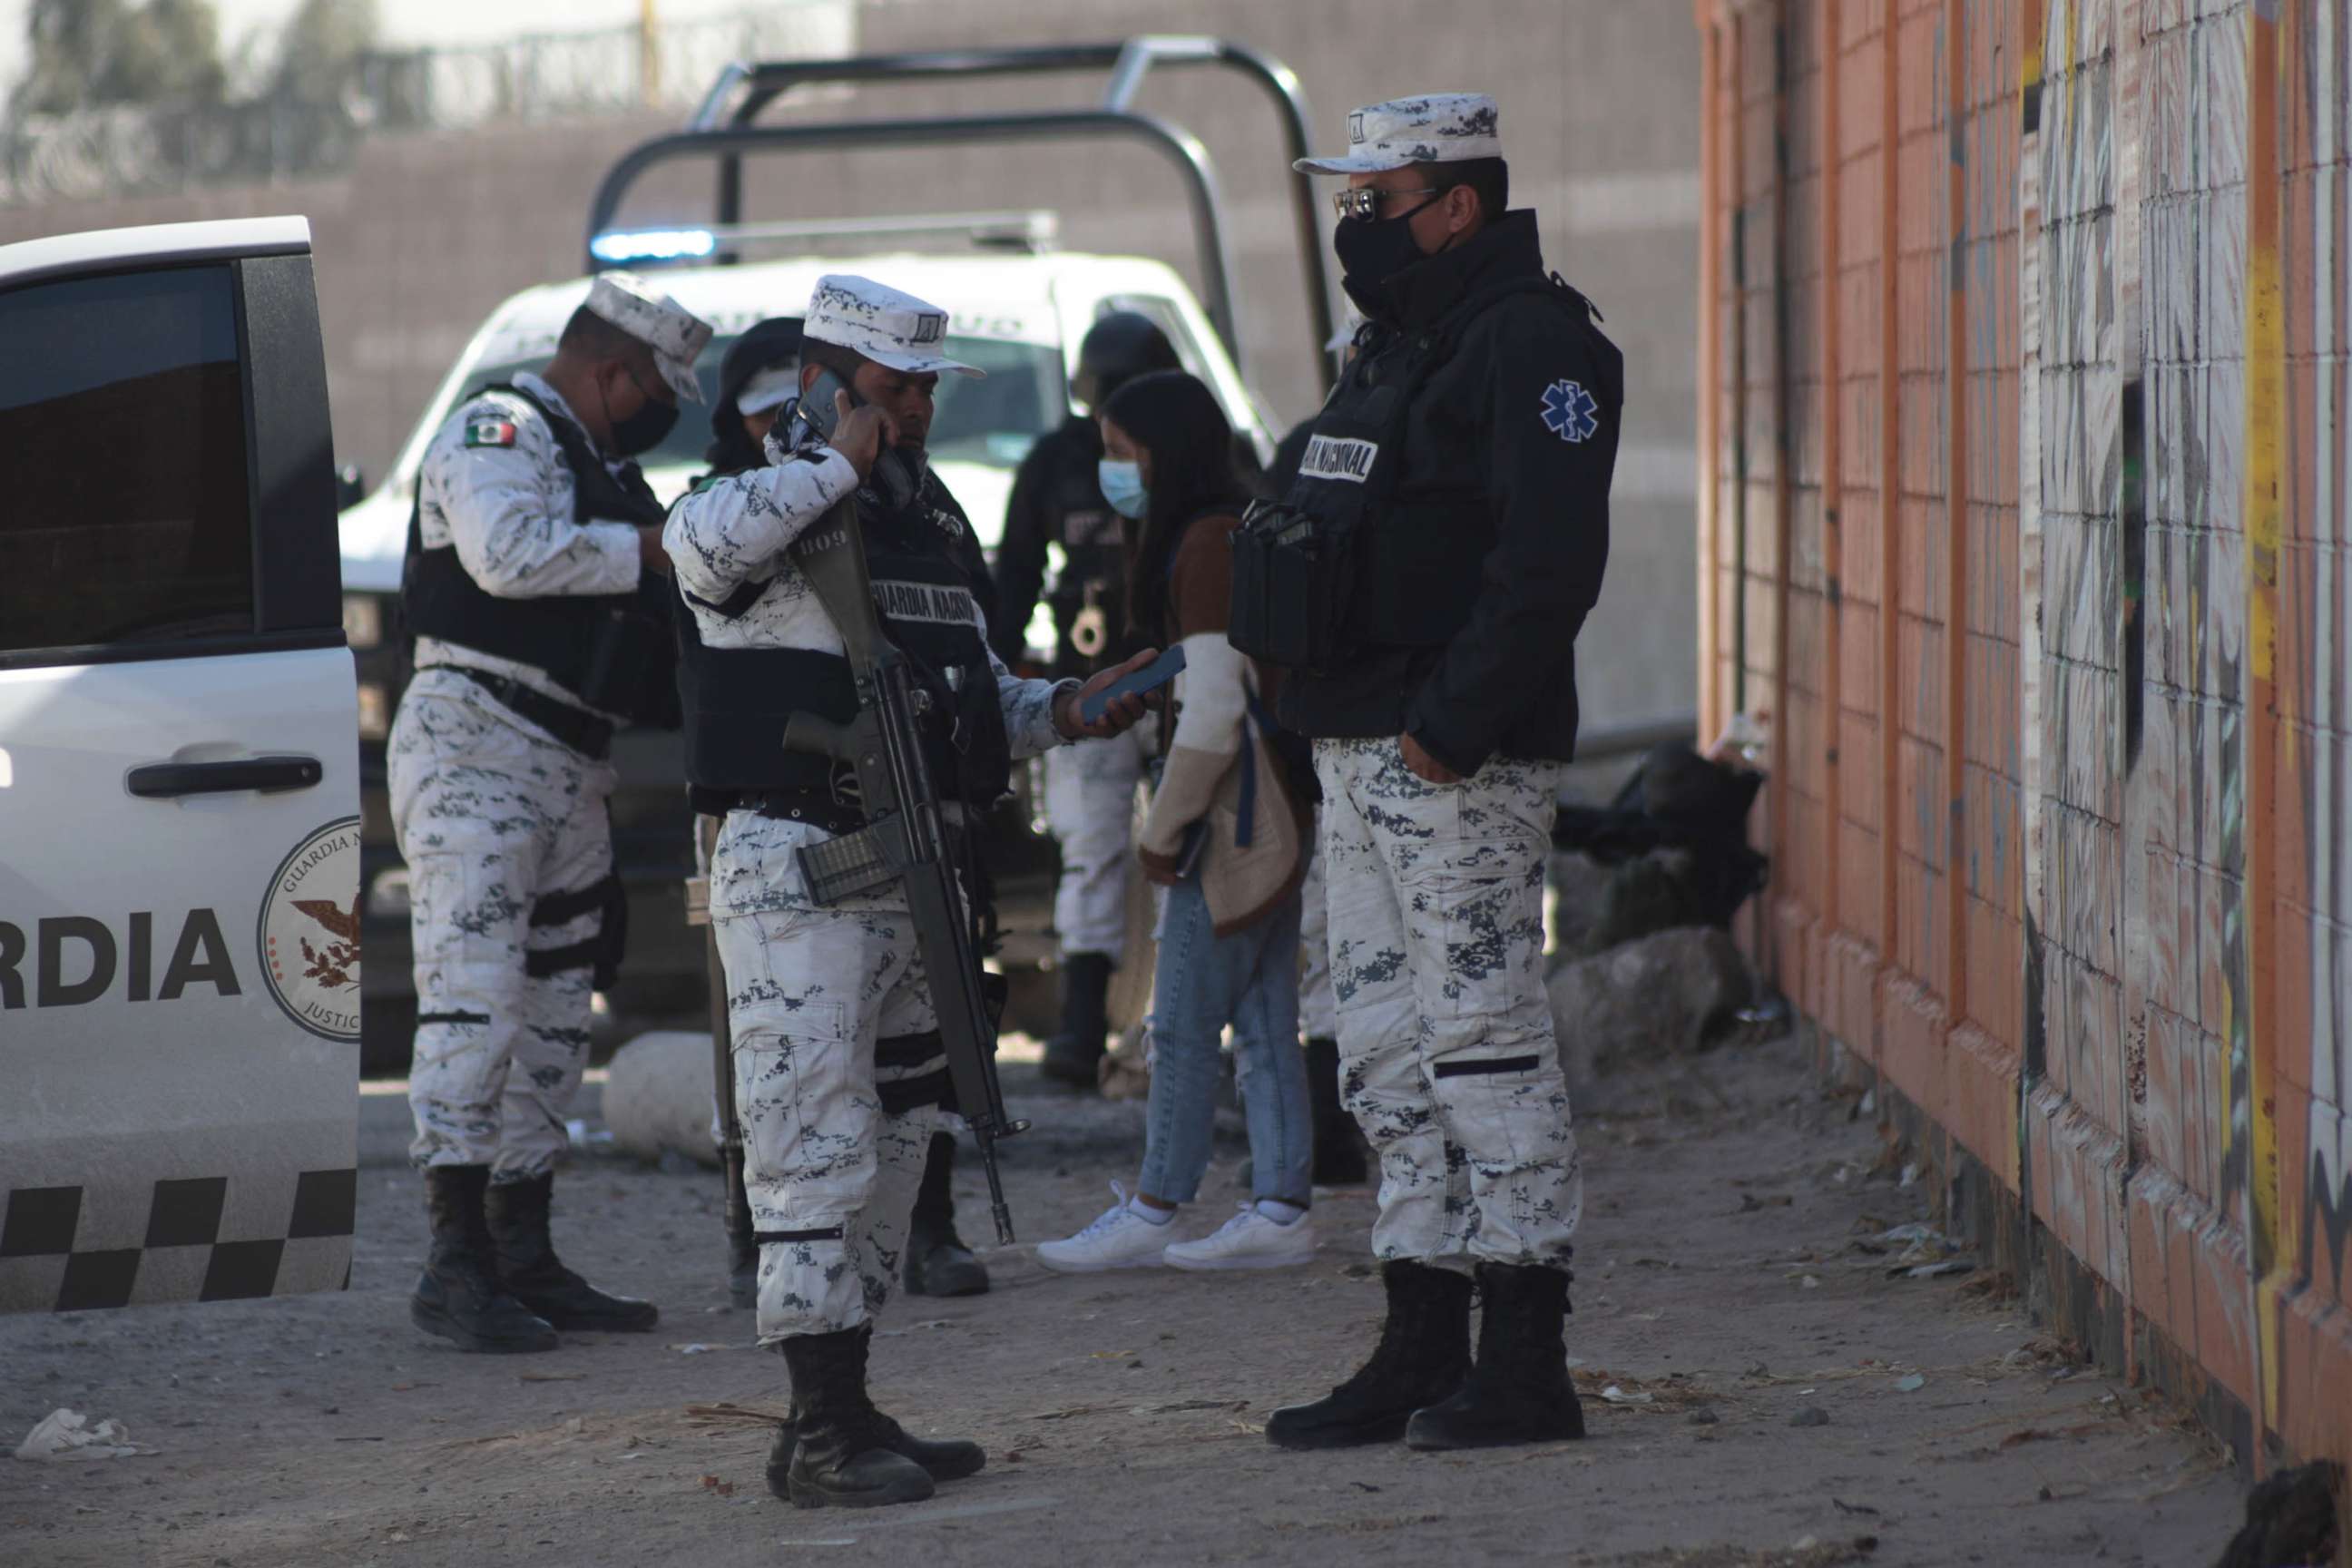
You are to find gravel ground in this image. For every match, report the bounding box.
[1,1034,2245,1567]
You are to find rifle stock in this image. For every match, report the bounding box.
[782,499,1027,1245]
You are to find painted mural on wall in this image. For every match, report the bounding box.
[1696,0,2352,1472]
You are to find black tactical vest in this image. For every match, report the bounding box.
[677,470,1013,821]
[1233,277,1585,668]
[401,382,678,725]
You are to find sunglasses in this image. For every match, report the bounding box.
[1330,186,1442,222]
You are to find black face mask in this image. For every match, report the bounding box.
[1334,194,1445,309]
[602,366,679,457]
[609,395,678,458]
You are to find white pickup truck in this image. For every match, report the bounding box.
[0,217,361,1314]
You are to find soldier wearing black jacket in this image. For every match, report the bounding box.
[1257,94,1622,1457]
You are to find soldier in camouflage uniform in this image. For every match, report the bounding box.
[1259,95,1622,1454]
[665,275,1156,1511]
[393,272,712,1355]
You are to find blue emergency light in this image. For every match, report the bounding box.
[588,227,720,264]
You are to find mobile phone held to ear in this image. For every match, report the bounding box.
[1080,645,1187,725]
[793,368,849,443]
[796,367,925,512]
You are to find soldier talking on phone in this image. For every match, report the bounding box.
[664,275,1159,1510]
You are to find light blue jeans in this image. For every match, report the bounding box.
[1135,868,1312,1207]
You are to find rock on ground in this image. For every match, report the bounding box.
[1550,925,1751,1084]
[602,1029,721,1168]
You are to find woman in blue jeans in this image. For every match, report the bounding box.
[1035,372,1318,1272]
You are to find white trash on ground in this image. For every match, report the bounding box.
[15,1409,145,1461]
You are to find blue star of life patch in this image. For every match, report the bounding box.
[1540,378,1601,444]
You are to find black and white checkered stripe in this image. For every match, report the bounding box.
[0,1170,357,1312]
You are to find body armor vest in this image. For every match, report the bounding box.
[401,382,678,726]
[1229,277,1580,670]
[678,473,1013,821]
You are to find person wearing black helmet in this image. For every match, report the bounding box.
[993,310,1181,1090]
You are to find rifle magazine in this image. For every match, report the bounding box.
[795,823,900,906]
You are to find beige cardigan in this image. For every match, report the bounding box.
[1133,513,1309,936]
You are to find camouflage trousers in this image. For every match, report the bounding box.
[709,810,948,1344]
[1298,828,1337,1040]
[1042,727,1148,963]
[387,668,615,1179]
[1314,738,1583,1270]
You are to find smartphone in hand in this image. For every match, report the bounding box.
[1080,645,1187,725]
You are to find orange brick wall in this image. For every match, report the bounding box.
[1695,0,2352,1475]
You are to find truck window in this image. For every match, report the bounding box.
[1099,295,1207,378]
[0,265,253,658]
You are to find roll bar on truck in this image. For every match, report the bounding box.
[584,35,1341,397]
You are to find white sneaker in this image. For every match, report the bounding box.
[1162,1204,1318,1271]
[1034,1184,1177,1273]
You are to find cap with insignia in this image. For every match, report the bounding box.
[803,275,985,378]
[1295,93,1503,175]
[583,271,715,404]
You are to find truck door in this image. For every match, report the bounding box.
[0,217,362,1314]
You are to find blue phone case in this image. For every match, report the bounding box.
[1080,644,1187,723]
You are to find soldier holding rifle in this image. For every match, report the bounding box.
[665,275,1157,1511]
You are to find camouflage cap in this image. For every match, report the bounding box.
[803,274,984,378]
[1295,93,1504,175]
[583,271,713,404]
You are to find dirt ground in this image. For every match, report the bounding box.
[2,1033,2249,1568]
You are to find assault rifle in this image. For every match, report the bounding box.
[780,501,1028,1244]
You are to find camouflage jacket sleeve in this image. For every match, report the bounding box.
[986,636,1077,760]
[662,445,859,607]
[420,391,641,599]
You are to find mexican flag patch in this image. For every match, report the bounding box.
[465,418,518,448]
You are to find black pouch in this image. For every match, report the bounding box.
[1230,499,1358,671]
[1229,381,1406,672]
[575,578,681,730]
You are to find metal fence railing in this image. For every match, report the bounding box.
[0,1,856,206]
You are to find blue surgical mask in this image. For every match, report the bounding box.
[1097,457,1149,520]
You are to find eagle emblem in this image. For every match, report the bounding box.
[292,894,360,990]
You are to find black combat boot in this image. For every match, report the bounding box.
[1304,1036,1370,1186]
[725,1162,758,1311]
[483,1172,659,1332]
[1038,952,1113,1089]
[774,1328,944,1509]
[1265,1260,1472,1449]
[905,1133,989,1298]
[1405,1262,1586,1450]
[409,1165,559,1354]
[764,1324,985,1500]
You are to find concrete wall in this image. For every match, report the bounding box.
[0,0,1703,728]
[1699,0,2352,1476]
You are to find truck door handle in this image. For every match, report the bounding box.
[127,755,324,799]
